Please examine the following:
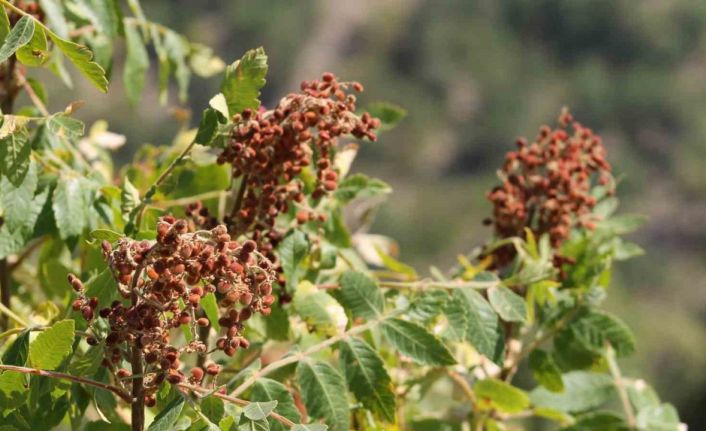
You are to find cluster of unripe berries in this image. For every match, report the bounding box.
[217,73,379,280]
[70,216,275,397]
[485,108,613,268]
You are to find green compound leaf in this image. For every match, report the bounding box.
[123,22,149,105]
[0,130,31,186]
[454,288,504,365]
[339,337,395,422]
[0,16,34,65]
[338,271,384,320]
[296,359,349,431]
[487,285,527,323]
[251,378,301,431]
[28,319,74,370]
[474,378,530,414]
[48,32,109,93]
[52,176,88,239]
[243,400,278,421]
[381,318,456,366]
[221,47,268,116]
[279,230,309,288]
[147,396,184,431]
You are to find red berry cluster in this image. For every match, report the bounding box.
[217,73,379,275]
[485,108,613,268]
[71,216,275,396]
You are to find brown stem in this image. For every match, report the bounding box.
[0,364,132,402]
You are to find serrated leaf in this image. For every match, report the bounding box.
[487,286,527,323]
[339,338,395,421]
[381,318,456,366]
[441,294,468,341]
[296,359,349,431]
[2,330,29,365]
[147,396,184,431]
[570,311,636,357]
[123,22,149,105]
[221,47,268,116]
[53,176,88,239]
[89,229,123,242]
[243,401,278,421]
[530,371,616,413]
[48,33,109,93]
[0,16,34,65]
[529,349,564,392]
[454,289,504,364]
[163,30,190,103]
[474,378,530,414]
[47,114,85,139]
[194,108,220,146]
[334,174,391,204]
[120,176,140,217]
[82,268,119,314]
[0,131,30,186]
[279,230,309,288]
[251,378,301,431]
[338,271,383,320]
[28,319,74,370]
[16,23,48,66]
[293,281,347,335]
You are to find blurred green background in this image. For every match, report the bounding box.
[38,0,706,427]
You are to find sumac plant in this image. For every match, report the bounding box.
[0,2,684,431]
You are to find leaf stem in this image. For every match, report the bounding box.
[0,364,132,402]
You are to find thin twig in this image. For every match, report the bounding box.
[16,71,49,116]
[447,370,477,404]
[0,302,27,326]
[0,364,132,402]
[231,311,400,397]
[606,345,636,428]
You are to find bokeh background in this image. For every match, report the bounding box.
[38,1,706,427]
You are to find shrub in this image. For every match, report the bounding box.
[0,2,683,431]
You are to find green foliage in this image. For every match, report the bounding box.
[220,47,268,116]
[296,359,349,431]
[0,3,682,430]
[338,337,395,421]
[381,318,456,366]
[28,319,74,370]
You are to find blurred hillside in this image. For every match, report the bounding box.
[32,0,706,427]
